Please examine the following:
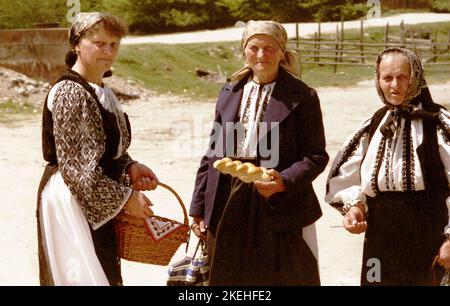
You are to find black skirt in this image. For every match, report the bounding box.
[207,176,320,286]
[361,191,448,286]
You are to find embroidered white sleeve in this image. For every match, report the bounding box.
[326,118,371,215]
[52,80,132,230]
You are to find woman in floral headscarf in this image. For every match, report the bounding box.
[37,12,158,286]
[326,47,450,285]
[190,20,328,285]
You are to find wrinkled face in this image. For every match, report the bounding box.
[378,53,411,106]
[244,34,285,83]
[76,27,121,75]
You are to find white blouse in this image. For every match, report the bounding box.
[325,104,450,230]
[236,80,276,157]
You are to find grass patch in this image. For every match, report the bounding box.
[115,42,243,100]
[0,100,39,124]
[300,64,374,87]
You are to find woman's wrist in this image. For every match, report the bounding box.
[444,225,450,241]
[125,160,138,174]
[343,200,368,215]
[354,202,368,214]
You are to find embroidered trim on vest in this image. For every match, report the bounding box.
[401,117,415,191]
[371,136,386,195]
[384,136,393,191]
[438,127,450,146]
[329,125,370,179]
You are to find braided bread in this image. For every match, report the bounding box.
[213,157,272,183]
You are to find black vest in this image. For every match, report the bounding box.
[368,102,449,196]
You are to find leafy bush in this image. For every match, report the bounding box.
[313,1,368,22]
[432,0,450,12]
[0,0,66,29]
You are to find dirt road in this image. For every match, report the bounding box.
[2,80,450,285]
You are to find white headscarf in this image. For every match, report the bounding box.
[231,20,300,82]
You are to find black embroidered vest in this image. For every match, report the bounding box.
[41,69,131,181]
[368,102,449,196]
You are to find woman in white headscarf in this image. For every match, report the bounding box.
[37,12,158,286]
[326,47,450,285]
[190,20,328,285]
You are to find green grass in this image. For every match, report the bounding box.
[301,64,374,87]
[0,100,39,124]
[114,42,243,100]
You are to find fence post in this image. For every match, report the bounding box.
[318,22,321,64]
[433,29,438,63]
[314,32,318,63]
[410,28,417,54]
[447,30,450,62]
[360,19,365,63]
[400,19,405,47]
[429,30,435,63]
[334,24,339,73]
[340,16,344,62]
[295,23,301,77]
[384,22,390,49]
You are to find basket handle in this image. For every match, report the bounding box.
[156,182,189,226]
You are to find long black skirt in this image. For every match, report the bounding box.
[207,176,320,286]
[361,191,448,286]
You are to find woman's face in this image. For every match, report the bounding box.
[75,27,121,77]
[378,53,411,106]
[244,34,285,83]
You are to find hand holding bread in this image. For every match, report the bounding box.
[213,157,272,183]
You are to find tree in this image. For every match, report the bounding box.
[0,0,67,29]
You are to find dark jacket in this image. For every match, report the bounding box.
[190,68,329,232]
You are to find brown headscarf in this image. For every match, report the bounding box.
[231,20,300,82]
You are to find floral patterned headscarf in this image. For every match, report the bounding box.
[375,48,439,137]
[65,12,127,77]
[375,47,427,108]
[68,12,105,49]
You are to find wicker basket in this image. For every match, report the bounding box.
[115,182,190,266]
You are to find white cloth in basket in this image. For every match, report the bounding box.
[145,216,186,241]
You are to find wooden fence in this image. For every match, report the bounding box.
[290,19,450,74]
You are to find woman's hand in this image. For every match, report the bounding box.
[437,238,450,269]
[127,162,158,191]
[191,216,207,240]
[343,204,367,234]
[123,190,154,219]
[254,169,285,198]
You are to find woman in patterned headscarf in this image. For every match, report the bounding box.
[326,47,450,285]
[190,20,328,285]
[37,12,158,286]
